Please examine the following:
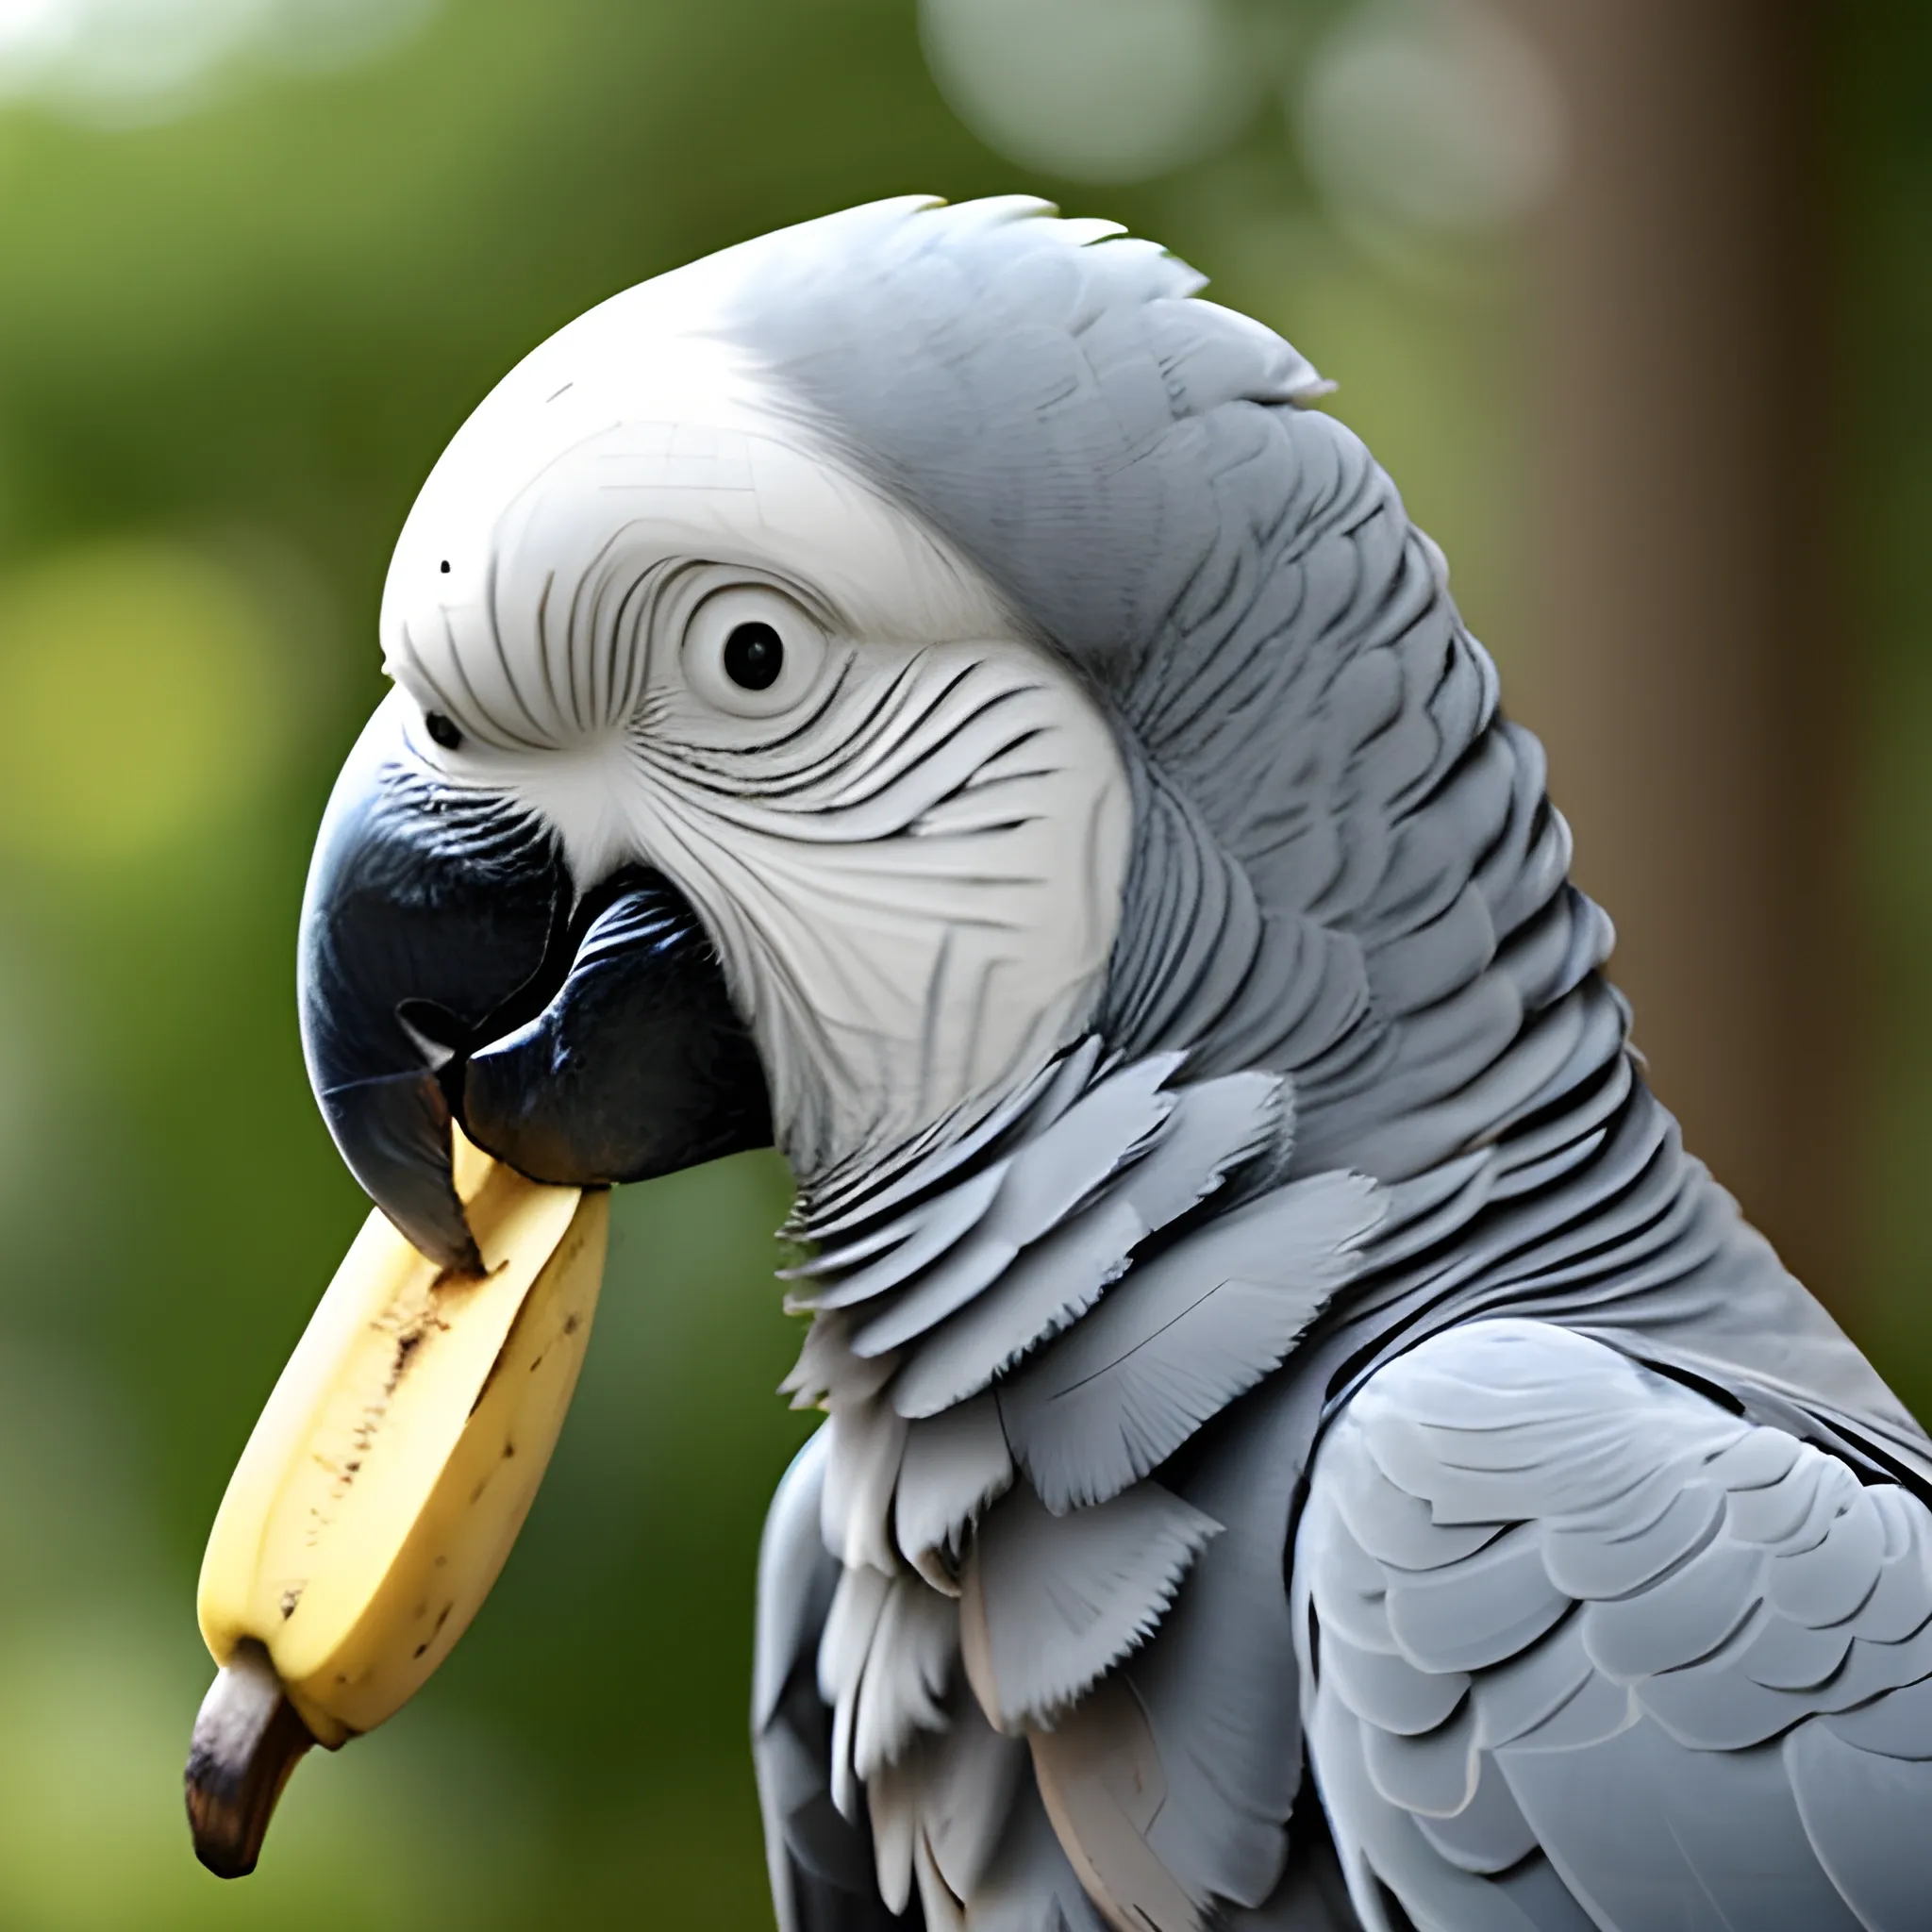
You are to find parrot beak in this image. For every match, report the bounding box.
[298,694,770,1271]
[458,871,772,1191]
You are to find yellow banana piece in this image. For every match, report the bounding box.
[185,1130,608,1876]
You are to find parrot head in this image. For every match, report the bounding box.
[297,198,1278,1271]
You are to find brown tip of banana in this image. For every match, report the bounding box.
[185,1641,319,1878]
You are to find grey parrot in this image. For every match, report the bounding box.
[294,197,1932,1931]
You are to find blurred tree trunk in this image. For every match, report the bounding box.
[1506,2,1856,1311]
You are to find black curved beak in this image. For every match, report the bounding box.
[461,874,771,1188]
[298,696,771,1270]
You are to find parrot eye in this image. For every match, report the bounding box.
[723,622,784,691]
[425,711,463,751]
[682,585,826,721]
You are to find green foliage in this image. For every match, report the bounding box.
[1841,6,1932,1426]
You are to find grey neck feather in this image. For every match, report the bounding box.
[741,200,1930,1557]
[724,202,1932,1931]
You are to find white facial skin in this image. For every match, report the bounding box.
[376,290,1131,1190]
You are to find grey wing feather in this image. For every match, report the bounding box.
[1126,1358,1329,1914]
[1295,1318,1932,1931]
[868,1703,1030,1924]
[881,1066,1289,1417]
[1218,1799,1365,1931]
[894,1392,1015,1588]
[961,1478,1221,1732]
[1020,1316,1368,1931]
[826,1055,1180,1331]
[1000,1171,1384,1512]
[1108,1068,1284,1232]
[754,1428,916,1931]
[963,1778,1111,1932]
[888,1195,1148,1418]
[821,1565,958,1803]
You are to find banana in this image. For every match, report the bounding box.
[185,1129,608,1877]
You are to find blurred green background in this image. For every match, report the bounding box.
[0,1,1921,1925]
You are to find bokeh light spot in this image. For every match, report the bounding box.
[0,537,290,865]
[920,0,1262,184]
[0,0,438,126]
[1295,0,1565,237]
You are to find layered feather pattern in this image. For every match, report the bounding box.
[761,1040,1385,1929]
[1296,1321,1932,1929]
[726,198,1932,1932]
[784,1049,1314,1585]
